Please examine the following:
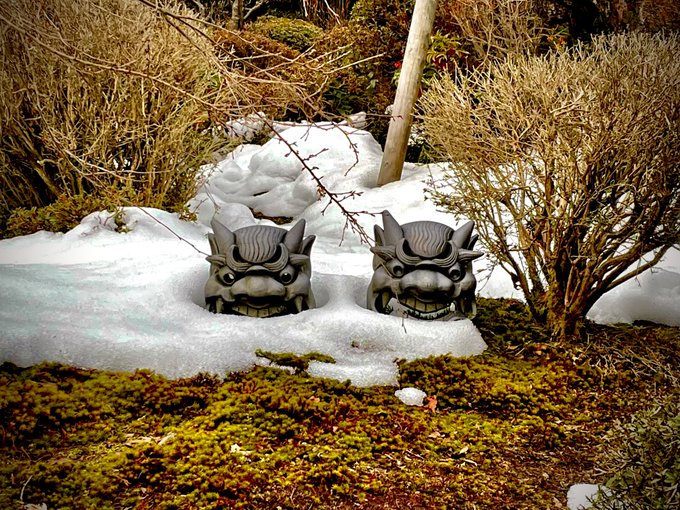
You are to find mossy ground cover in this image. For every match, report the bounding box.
[1,298,678,509]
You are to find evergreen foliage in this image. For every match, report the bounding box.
[591,397,680,510]
[250,16,324,51]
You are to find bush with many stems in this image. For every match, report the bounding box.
[0,0,324,236]
[420,31,680,341]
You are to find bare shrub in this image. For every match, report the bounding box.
[300,0,353,26]
[210,28,329,119]
[419,32,680,340]
[0,0,322,234]
[435,0,548,66]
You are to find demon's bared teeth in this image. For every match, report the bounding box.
[409,306,453,320]
[401,296,446,313]
[293,295,305,313]
[381,292,392,312]
[271,305,287,317]
[397,297,453,320]
[231,303,287,318]
[374,291,393,314]
[215,297,225,314]
[401,296,414,310]
[232,304,249,316]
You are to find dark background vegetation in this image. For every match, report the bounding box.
[2,0,679,239]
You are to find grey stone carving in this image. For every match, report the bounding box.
[205,218,316,317]
[367,211,483,320]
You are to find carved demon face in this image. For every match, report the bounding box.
[367,211,483,320]
[205,219,316,317]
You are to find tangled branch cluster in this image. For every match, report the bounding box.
[420,32,680,338]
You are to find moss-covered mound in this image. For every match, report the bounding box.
[1,299,678,509]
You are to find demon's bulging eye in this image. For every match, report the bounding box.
[448,264,463,282]
[220,270,236,285]
[279,266,296,284]
[386,259,405,277]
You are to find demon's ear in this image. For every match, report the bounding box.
[284,219,306,253]
[206,253,228,273]
[374,225,385,246]
[210,218,235,255]
[207,233,218,256]
[381,210,404,246]
[301,234,316,256]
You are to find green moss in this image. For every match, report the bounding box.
[1,310,678,509]
[255,349,336,374]
[473,297,550,353]
[249,17,324,52]
[0,363,220,448]
[400,353,585,413]
[398,352,595,450]
[4,194,126,238]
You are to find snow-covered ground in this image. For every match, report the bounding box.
[567,484,606,510]
[1,123,678,389]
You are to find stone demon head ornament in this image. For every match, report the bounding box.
[367,211,483,320]
[205,218,316,317]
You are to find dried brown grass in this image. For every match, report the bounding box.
[0,0,324,231]
[436,0,547,65]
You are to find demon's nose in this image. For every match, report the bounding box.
[399,270,454,298]
[232,275,286,299]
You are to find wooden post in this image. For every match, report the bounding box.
[377,0,438,186]
[229,0,244,30]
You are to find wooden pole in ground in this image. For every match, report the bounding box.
[377,0,438,186]
[229,0,244,29]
